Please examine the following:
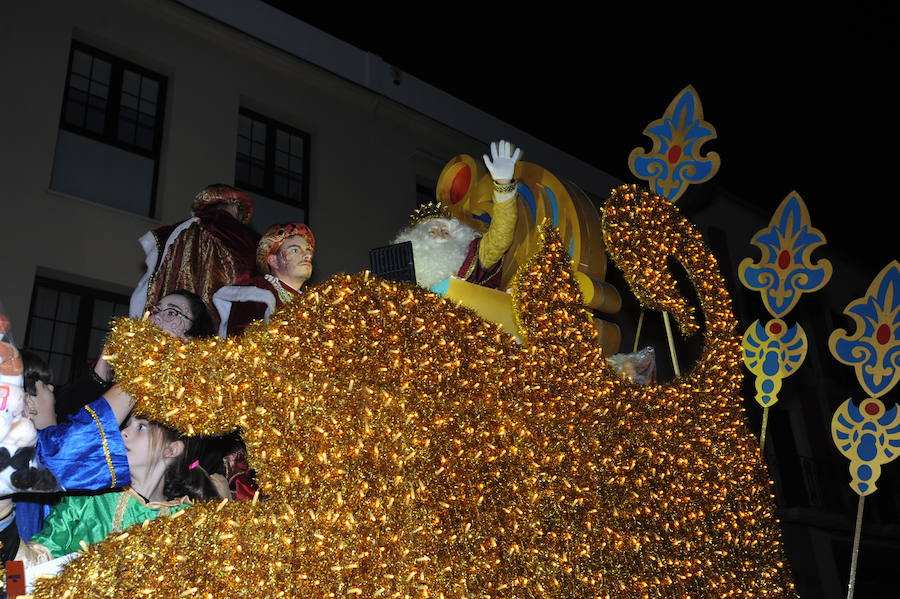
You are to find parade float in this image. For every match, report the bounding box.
[25,153,800,597]
[13,84,897,599]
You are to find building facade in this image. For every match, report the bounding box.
[1,2,897,596]
[0,0,618,377]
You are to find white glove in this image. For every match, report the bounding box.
[483,140,522,183]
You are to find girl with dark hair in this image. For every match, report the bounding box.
[5,344,232,543]
[21,349,52,396]
[6,414,225,566]
[0,298,244,557]
[6,350,62,545]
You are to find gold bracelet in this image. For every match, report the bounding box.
[493,180,517,194]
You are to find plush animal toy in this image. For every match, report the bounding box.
[0,319,56,494]
[33,186,797,598]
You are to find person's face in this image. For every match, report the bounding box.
[427,220,451,240]
[149,294,194,339]
[121,416,156,472]
[268,235,313,286]
[25,380,56,430]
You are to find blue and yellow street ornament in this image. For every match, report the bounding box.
[739,192,832,318]
[742,318,808,408]
[628,85,720,201]
[830,261,900,398]
[832,397,900,496]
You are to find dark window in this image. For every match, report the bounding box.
[236,108,310,211]
[24,278,129,386]
[52,41,167,216]
[61,41,165,156]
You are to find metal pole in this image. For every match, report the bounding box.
[632,310,645,353]
[760,407,769,451]
[661,312,681,377]
[847,494,865,599]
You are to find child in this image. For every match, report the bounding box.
[2,350,228,554]
[21,349,56,430]
[8,351,134,543]
[2,415,224,566]
[11,305,232,539]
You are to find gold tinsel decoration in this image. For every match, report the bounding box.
[33,184,795,598]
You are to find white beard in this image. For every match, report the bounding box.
[392,219,479,289]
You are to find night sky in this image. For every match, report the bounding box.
[270,7,895,276]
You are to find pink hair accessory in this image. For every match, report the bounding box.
[188,460,200,470]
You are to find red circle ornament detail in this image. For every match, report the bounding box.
[777,250,791,270]
[667,145,682,164]
[864,401,881,416]
[449,166,472,205]
[768,321,783,335]
[876,324,891,345]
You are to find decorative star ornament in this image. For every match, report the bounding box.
[628,85,721,201]
[830,261,900,398]
[739,192,832,318]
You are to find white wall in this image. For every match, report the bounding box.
[1,0,621,341]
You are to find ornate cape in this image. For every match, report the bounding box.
[212,275,301,338]
[130,211,261,327]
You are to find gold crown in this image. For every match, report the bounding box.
[408,201,451,227]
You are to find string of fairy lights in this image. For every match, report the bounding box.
[31,195,796,597]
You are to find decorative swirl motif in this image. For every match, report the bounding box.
[742,319,808,408]
[829,261,900,398]
[738,192,832,318]
[602,184,730,338]
[628,85,720,201]
[832,397,900,496]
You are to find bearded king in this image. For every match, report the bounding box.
[392,140,521,290]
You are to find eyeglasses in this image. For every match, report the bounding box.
[150,305,193,324]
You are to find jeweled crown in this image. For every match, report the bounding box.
[408,201,451,227]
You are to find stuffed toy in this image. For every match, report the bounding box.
[0,318,56,494]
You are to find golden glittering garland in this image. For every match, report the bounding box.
[33,185,796,598]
